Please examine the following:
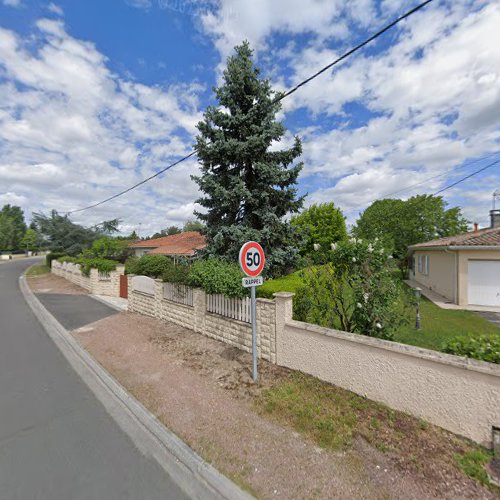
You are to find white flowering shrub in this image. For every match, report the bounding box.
[294,238,409,340]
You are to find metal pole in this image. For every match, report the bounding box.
[416,299,421,330]
[251,285,257,382]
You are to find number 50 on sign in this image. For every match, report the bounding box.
[239,241,265,278]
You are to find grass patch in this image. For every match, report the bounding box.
[256,371,496,491]
[257,271,304,299]
[455,449,496,488]
[393,297,500,351]
[26,264,50,277]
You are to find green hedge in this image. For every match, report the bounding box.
[56,256,117,277]
[46,252,65,267]
[125,255,173,279]
[257,271,304,299]
[187,258,247,298]
[442,335,500,364]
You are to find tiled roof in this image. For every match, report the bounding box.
[409,227,500,249]
[129,231,206,256]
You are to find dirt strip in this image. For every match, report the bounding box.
[28,273,497,499]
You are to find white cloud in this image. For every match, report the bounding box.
[0,19,203,234]
[2,0,22,7]
[47,3,63,16]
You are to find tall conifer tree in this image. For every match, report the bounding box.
[193,42,304,274]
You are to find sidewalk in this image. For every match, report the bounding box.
[28,272,498,499]
[405,279,500,313]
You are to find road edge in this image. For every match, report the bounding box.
[19,273,253,500]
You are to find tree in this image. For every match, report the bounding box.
[82,236,129,261]
[354,195,468,261]
[20,228,39,252]
[291,202,347,261]
[31,210,120,255]
[166,225,181,235]
[182,220,204,233]
[0,205,27,251]
[193,42,304,275]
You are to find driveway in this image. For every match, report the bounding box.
[476,311,500,328]
[0,258,190,499]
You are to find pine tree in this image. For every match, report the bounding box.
[193,42,304,275]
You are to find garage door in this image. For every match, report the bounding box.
[468,260,500,306]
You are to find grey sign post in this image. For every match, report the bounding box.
[239,243,266,383]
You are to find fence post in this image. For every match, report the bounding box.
[193,288,206,334]
[126,274,135,312]
[273,292,294,366]
[154,279,163,319]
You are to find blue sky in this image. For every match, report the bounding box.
[0,0,499,235]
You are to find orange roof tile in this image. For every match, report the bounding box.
[129,231,206,256]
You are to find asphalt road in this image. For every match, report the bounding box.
[0,259,189,500]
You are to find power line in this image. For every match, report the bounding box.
[277,0,435,102]
[66,151,196,215]
[66,0,435,215]
[432,158,500,196]
[381,151,500,199]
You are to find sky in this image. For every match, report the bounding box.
[0,0,499,236]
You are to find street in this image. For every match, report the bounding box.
[0,259,189,500]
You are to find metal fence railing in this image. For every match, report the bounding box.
[163,282,194,307]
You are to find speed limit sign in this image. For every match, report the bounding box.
[238,241,265,383]
[239,241,265,277]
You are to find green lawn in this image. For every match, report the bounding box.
[393,297,500,351]
[257,270,304,299]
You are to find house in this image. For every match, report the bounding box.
[129,231,206,259]
[408,209,500,307]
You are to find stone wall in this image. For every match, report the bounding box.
[273,293,500,447]
[127,276,276,362]
[124,280,500,447]
[51,260,124,297]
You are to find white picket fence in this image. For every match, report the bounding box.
[207,294,251,323]
[163,283,194,307]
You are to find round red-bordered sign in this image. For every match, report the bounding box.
[239,241,265,277]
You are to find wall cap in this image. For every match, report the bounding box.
[287,319,500,377]
[273,292,295,298]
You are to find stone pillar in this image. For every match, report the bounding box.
[127,274,135,312]
[154,279,164,319]
[193,288,206,334]
[90,268,99,294]
[273,292,294,366]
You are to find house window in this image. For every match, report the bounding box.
[418,255,429,275]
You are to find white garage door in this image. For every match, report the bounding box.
[468,260,500,307]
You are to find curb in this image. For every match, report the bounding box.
[20,274,253,500]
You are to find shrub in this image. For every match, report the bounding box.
[257,271,304,299]
[78,258,117,277]
[46,252,65,267]
[162,262,191,284]
[57,256,80,264]
[125,254,172,278]
[293,238,409,340]
[187,258,247,298]
[442,335,500,364]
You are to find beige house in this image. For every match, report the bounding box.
[408,209,500,307]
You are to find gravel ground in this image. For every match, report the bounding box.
[28,272,89,295]
[28,272,497,499]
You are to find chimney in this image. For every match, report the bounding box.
[491,209,500,229]
[473,223,479,233]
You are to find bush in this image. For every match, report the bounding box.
[46,252,65,267]
[162,262,191,284]
[257,271,304,299]
[442,335,500,364]
[187,258,246,298]
[81,237,130,262]
[293,238,410,340]
[78,258,117,277]
[125,254,172,278]
[57,256,80,264]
